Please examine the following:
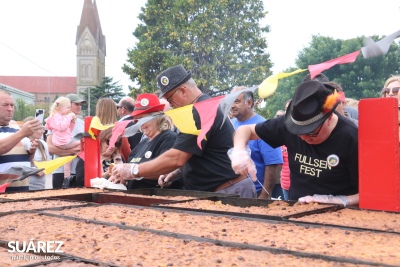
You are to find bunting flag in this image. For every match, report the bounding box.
[78,151,85,161]
[163,96,225,149]
[34,155,77,174]
[308,50,361,79]
[258,69,307,98]
[88,116,114,139]
[361,29,400,59]
[194,96,224,148]
[123,116,158,137]
[1,166,39,177]
[219,85,258,125]
[165,105,200,136]
[65,132,90,146]
[107,120,132,149]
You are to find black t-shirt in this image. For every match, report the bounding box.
[127,129,178,189]
[255,114,358,200]
[173,94,238,191]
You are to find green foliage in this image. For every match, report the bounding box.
[123,0,272,96]
[80,76,126,116]
[13,98,37,121]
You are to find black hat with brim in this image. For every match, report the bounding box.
[157,65,191,98]
[284,81,340,135]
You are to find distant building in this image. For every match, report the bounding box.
[76,0,106,96]
[0,83,34,104]
[0,76,75,104]
[0,0,105,106]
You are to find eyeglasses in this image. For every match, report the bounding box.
[304,123,323,137]
[383,87,400,95]
[105,140,122,147]
[116,106,125,109]
[166,87,181,104]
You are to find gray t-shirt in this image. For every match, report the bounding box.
[47,118,84,174]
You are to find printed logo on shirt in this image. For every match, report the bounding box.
[145,151,152,159]
[294,153,332,178]
[327,154,339,167]
[130,158,141,163]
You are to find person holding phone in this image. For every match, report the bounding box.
[0,90,41,192]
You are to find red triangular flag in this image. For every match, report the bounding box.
[108,120,132,148]
[194,96,225,148]
[308,50,360,79]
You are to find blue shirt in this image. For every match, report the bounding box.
[231,114,283,192]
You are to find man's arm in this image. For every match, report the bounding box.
[258,164,280,200]
[47,134,80,156]
[0,119,40,155]
[230,124,260,179]
[299,193,359,207]
[110,148,192,182]
[233,124,260,149]
[137,148,192,179]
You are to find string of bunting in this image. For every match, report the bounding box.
[40,29,400,158]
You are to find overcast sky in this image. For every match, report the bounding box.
[0,0,399,94]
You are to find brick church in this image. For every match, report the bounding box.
[0,0,106,109]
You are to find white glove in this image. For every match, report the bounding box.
[91,178,127,190]
[158,169,181,188]
[228,147,257,181]
[109,164,134,183]
[298,194,348,206]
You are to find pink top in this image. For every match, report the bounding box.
[45,113,75,147]
[280,145,290,190]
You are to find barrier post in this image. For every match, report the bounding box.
[359,97,400,211]
[84,117,101,187]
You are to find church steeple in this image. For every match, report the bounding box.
[76,0,106,102]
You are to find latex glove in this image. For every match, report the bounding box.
[109,164,134,183]
[228,147,257,181]
[158,169,181,188]
[298,194,348,206]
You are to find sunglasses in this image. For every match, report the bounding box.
[383,87,400,95]
[105,140,122,147]
[304,123,323,137]
[116,106,125,109]
[166,87,181,104]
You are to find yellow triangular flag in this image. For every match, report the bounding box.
[258,69,307,98]
[165,105,201,135]
[34,155,77,174]
[88,116,114,139]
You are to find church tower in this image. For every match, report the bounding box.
[76,0,106,98]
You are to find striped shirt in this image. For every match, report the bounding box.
[0,126,31,192]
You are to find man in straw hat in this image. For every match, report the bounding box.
[229,80,359,206]
[110,65,256,198]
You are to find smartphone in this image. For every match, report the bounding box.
[35,109,45,124]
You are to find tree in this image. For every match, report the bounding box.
[123,0,272,97]
[261,35,400,117]
[13,98,37,122]
[80,76,125,116]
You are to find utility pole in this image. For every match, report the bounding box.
[87,87,91,116]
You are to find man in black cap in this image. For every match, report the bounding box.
[110,64,256,198]
[230,80,359,206]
